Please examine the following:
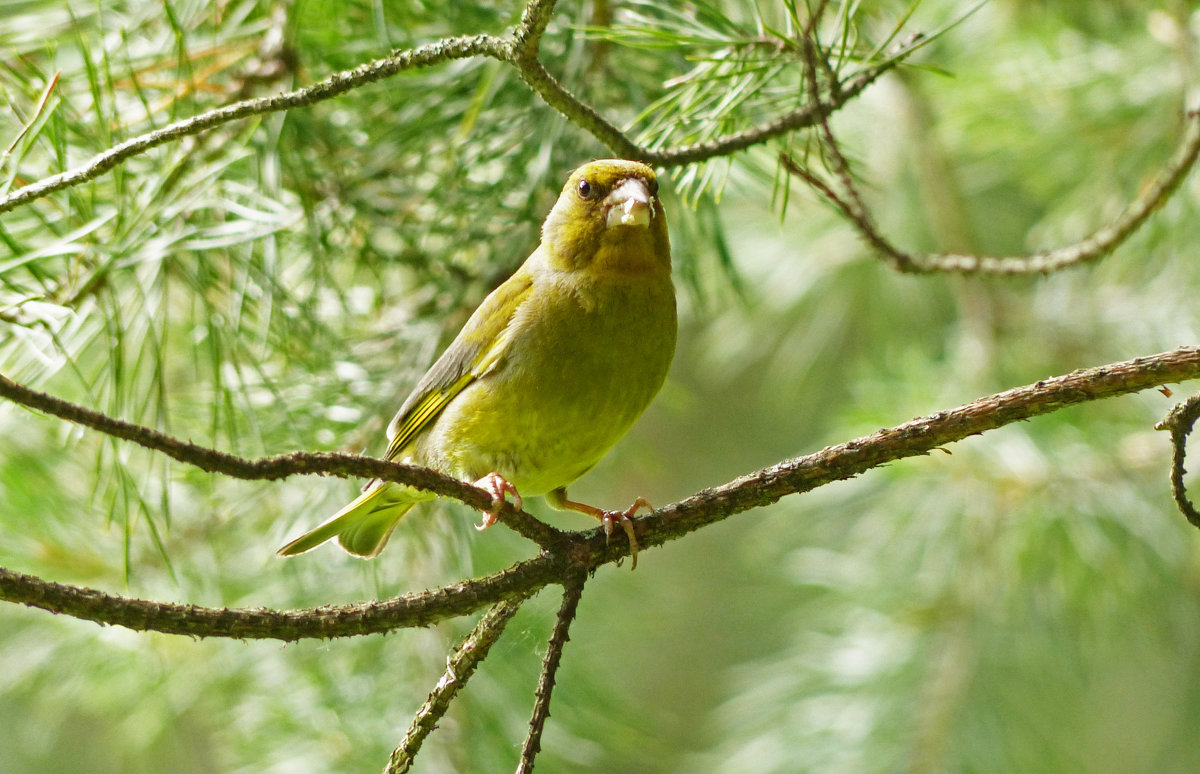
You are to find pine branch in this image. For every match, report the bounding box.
[386,598,529,774]
[0,374,565,549]
[517,571,586,773]
[0,32,511,216]
[637,346,1200,548]
[0,558,556,639]
[4,346,1199,637]
[784,38,1200,275]
[0,0,920,218]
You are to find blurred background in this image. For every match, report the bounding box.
[2,0,1200,771]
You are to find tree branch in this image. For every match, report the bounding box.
[3,347,1198,636]
[1155,392,1200,528]
[642,49,901,167]
[0,558,559,639]
[0,0,919,218]
[386,597,529,774]
[517,571,586,773]
[634,346,1200,549]
[783,34,1200,275]
[0,33,512,216]
[0,374,565,549]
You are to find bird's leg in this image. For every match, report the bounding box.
[473,472,523,530]
[547,487,650,570]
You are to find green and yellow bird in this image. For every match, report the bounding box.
[277,159,676,565]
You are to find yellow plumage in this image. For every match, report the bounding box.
[277,159,676,560]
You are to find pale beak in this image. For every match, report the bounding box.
[604,178,652,228]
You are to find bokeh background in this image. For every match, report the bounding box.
[2,1,1200,772]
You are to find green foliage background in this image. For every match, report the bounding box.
[2,0,1200,771]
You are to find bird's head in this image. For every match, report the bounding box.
[540,159,670,274]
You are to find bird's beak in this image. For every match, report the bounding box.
[604,178,653,228]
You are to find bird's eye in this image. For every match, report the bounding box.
[577,179,593,199]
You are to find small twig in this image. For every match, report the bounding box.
[779,151,906,267]
[516,572,587,773]
[1155,392,1200,529]
[511,0,558,54]
[797,32,922,275]
[783,109,1200,275]
[386,598,529,774]
[802,0,832,39]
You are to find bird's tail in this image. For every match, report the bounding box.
[276,482,426,559]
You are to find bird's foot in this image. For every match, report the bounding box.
[473,472,523,530]
[601,498,652,570]
[551,491,651,570]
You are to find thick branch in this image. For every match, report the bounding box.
[0,558,559,639]
[3,347,1198,636]
[633,346,1200,550]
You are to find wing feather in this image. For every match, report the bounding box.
[383,268,534,460]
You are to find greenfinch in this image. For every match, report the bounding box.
[277,159,676,565]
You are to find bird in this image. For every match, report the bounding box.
[277,159,676,567]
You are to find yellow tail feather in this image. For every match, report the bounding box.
[276,483,423,558]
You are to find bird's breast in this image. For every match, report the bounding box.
[418,270,676,496]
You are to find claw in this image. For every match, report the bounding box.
[549,489,651,570]
[603,497,651,570]
[472,472,523,530]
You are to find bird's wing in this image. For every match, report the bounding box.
[383,268,534,460]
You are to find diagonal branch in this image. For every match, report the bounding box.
[386,597,529,774]
[0,374,565,549]
[783,36,1200,275]
[0,33,512,216]
[641,57,901,167]
[516,571,586,773]
[632,346,1200,550]
[3,347,1199,637]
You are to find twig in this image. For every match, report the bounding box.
[511,0,557,53]
[4,348,1198,638]
[789,33,923,272]
[782,107,1200,275]
[516,572,586,773]
[1155,392,1200,529]
[386,598,529,774]
[642,60,903,167]
[0,34,511,215]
